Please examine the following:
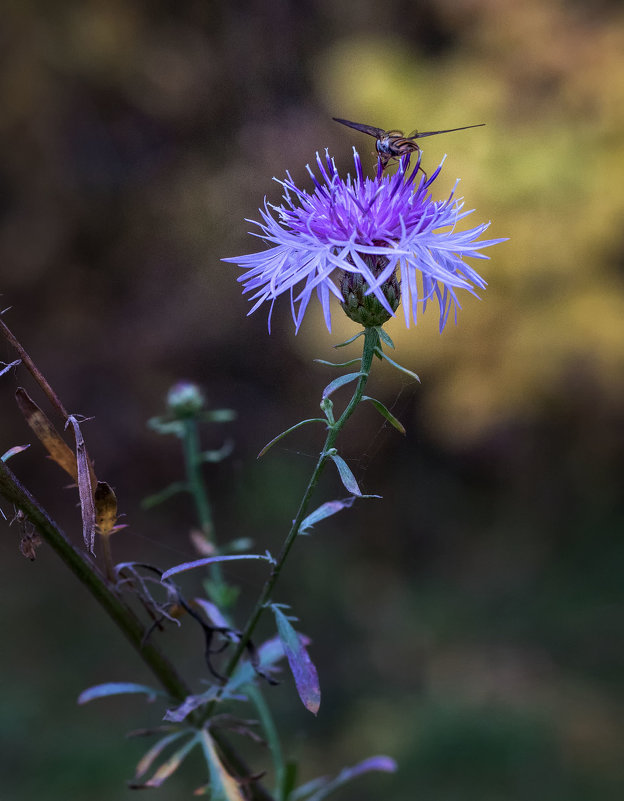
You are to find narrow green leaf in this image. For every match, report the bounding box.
[78,682,165,704]
[202,409,237,423]
[245,684,286,801]
[361,396,406,435]
[375,348,420,381]
[200,440,234,463]
[313,358,361,368]
[141,480,188,509]
[198,729,248,800]
[321,372,362,400]
[272,606,320,715]
[258,418,326,459]
[333,331,364,348]
[328,453,362,496]
[281,760,299,801]
[376,327,395,349]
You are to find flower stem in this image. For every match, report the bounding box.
[206,326,380,709]
[182,418,214,538]
[181,417,226,589]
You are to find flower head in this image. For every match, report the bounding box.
[224,149,504,333]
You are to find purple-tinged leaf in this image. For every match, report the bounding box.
[271,606,320,715]
[78,682,165,704]
[299,497,357,534]
[129,732,198,789]
[328,453,362,496]
[164,688,220,723]
[293,755,397,801]
[66,414,96,553]
[161,553,271,581]
[0,359,21,377]
[1,444,30,462]
[194,598,234,631]
[321,372,362,400]
[361,396,406,434]
[197,728,247,800]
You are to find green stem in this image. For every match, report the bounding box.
[204,326,380,713]
[182,418,214,536]
[181,418,223,587]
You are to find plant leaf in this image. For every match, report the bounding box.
[133,729,190,780]
[161,553,272,581]
[1,444,30,462]
[321,372,362,400]
[313,358,361,368]
[328,453,361,496]
[361,396,406,435]
[142,480,188,509]
[293,755,397,801]
[258,418,326,459]
[271,606,320,715]
[0,358,21,377]
[374,349,420,381]
[227,635,286,692]
[164,688,221,723]
[129,732,198,789]
[65,415,96,553]
[197,729,247,800]
[299,497,357,534]
[15,388,77,479]
[78,682,166,704]
[375,327,395,349]
[333,331,364,348]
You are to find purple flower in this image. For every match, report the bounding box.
[224,149,504,333]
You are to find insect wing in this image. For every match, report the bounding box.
[407,123,486,140]
[332,118,387,139]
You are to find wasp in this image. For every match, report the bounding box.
[333,117,485,169]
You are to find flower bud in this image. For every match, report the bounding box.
[166,381,206,418]
[339,254,400,327]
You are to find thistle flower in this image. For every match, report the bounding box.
[224,149,504,332]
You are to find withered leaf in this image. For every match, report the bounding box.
[15,388,78,480]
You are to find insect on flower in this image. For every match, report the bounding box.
[333,117,485,169]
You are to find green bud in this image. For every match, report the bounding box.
[166,381,206,418]
[339,254,400,327]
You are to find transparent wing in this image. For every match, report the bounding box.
[332,118,386,138]
[408,123,485,140]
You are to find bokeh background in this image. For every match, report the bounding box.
[1,1,623,799]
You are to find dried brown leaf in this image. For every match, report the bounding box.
[15,388,77,480]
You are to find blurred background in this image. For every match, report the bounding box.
[0,1,623,799]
